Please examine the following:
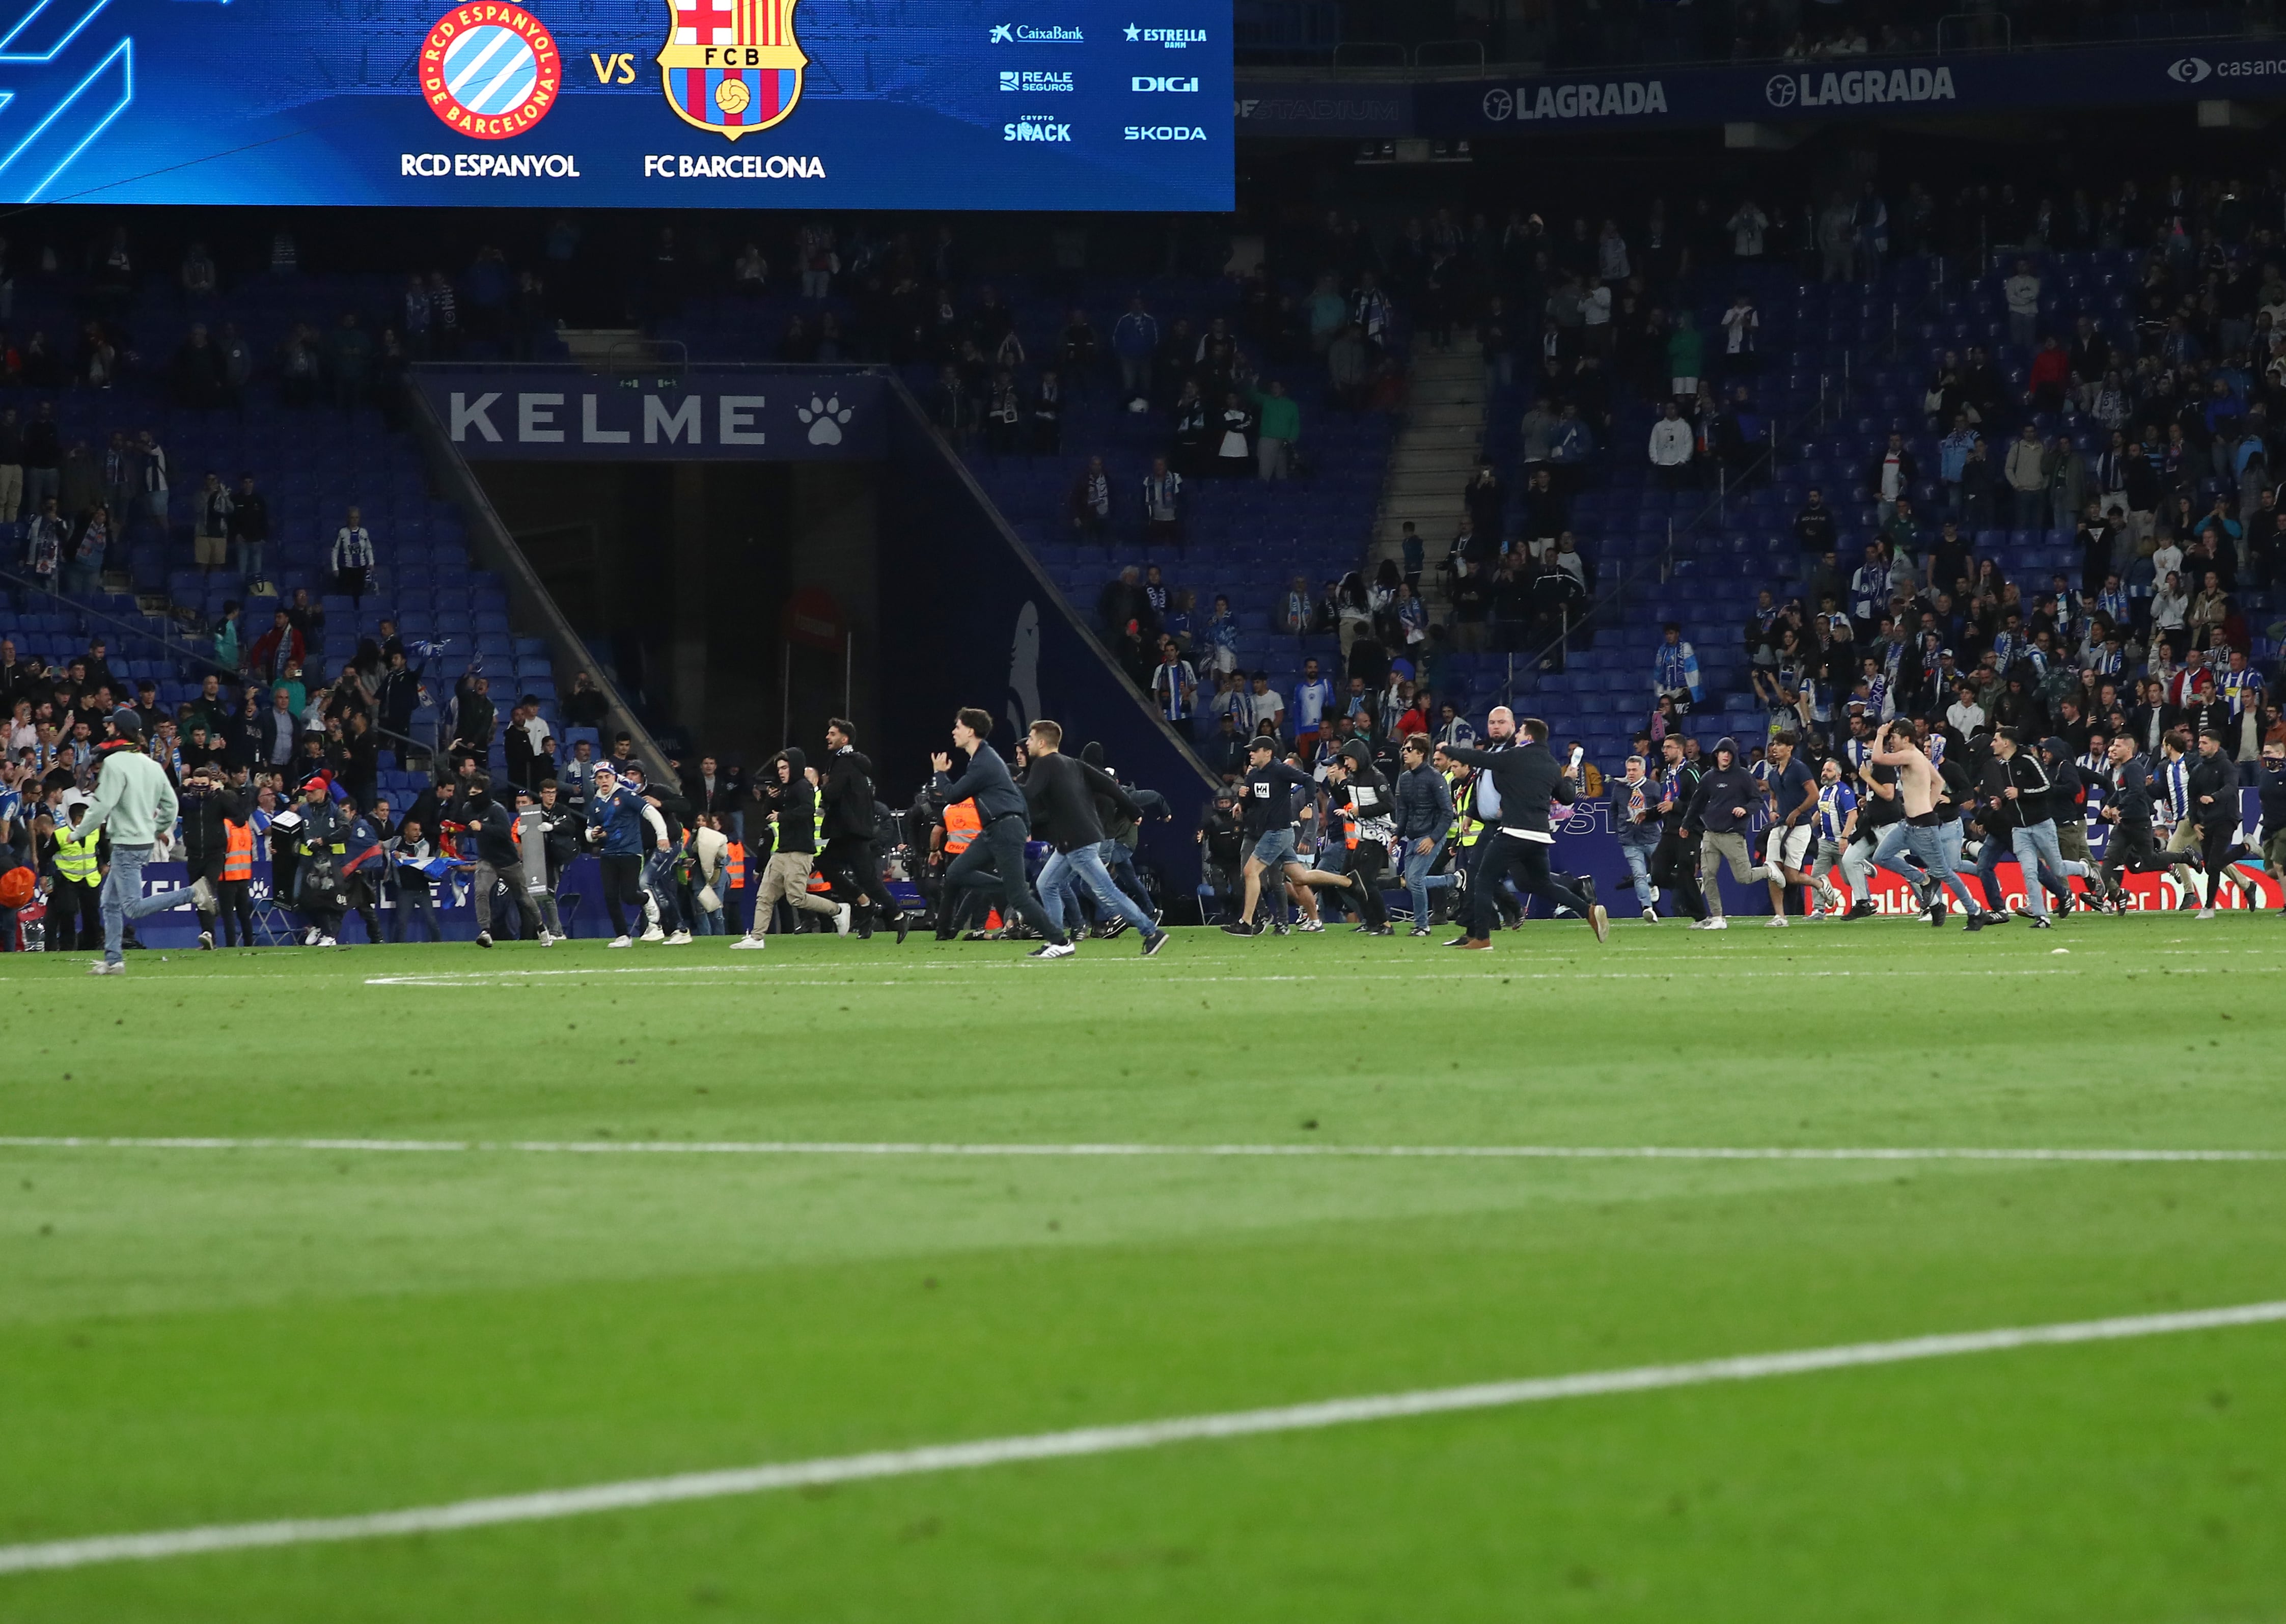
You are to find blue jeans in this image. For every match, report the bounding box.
[2008,819,2085,919]
[693,898,725,935]
[100,842,179,964]
[1869,822,1930,900]
[237,537,265,583]
[1903,822,1981,914]
[1617,830,1659,899]
[1400,841,1451,923]
[393,884,440,942]
[1097,838,1155,918]
[1038,845,1159,938]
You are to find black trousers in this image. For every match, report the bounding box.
[1648,828,1706,920]
[214,878,255,946]
[54,878,101,949]
[1346,841,1390,928]
[1471,833,1590,937]
[821,836,900,930]
[2198,818,2239,896]
[2101,820,2168,891]
[940,814,1065,943]
[599,853,646,939]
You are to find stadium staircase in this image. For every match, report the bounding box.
[1372,336,1483,617]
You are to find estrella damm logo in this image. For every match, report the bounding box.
[421,3,562,139]
[658,0,806,139]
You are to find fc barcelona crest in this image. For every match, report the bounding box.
[657,0,805,138]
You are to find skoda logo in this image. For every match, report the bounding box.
[1764,72,1798,106]
[2166,56,2212,82]
[1481,87,1512,121]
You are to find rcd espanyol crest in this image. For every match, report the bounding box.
[658,0,806,137]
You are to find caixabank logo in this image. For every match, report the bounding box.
[658,0,807,137]
[421,4,563,139]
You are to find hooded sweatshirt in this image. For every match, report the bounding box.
[1685,739,1758,834]
[773,748,819,856]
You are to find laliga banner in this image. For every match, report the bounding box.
[1536,792,2278,919]
[0,0,1230,208]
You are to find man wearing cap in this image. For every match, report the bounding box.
[65,707,179,973]
[1222,734,1326,935]
[583,760,653,947]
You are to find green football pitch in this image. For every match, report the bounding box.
[3,917,2283,1622]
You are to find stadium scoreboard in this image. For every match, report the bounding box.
[1,0,1231,209]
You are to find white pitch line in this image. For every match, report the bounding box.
[360,965,2264,990]
[1,1135,2276,1164]
[4,1299,2280,1577]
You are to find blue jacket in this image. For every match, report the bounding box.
[585,783,645,856]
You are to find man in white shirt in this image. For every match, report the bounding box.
[1719,294,1758,376]
[1245,672,1285,741]
[1290,656,1334,754]
[2003,257,2041,350]
[1945,684,1988,739]
[1648,401,1693,488]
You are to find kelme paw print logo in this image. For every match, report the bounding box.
[798,395,853,445]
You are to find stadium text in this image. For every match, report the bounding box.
[641,153,828,178]
[402,153,583,177]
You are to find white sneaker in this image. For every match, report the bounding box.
[303,927,320,946]
[607,934,632,948]
[665,930,692,945]
[1690,917,1727,931]
[88,959,123,975]
[1641,906,1658,923]
[731,934,768,950]
[2197,907,2218,920]
[538,930,555,946]
[1646,886,1661,904]
[476,930,493,949]
[640,924,666,943]
[1296,918,1324,932]
[318,935,338,948]
[197,930,214,951]
[834,903,852,937]
[1765,916,1789,928]
[1028,941,1077,959]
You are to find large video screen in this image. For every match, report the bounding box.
[3,0,1231,209]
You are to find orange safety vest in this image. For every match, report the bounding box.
[724,840,746,888]
[221,819,255,881]
[943,801,982,854]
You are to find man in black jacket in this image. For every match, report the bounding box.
[735,748,846,943]
[2188,728,2240,919]
[469,774,535,948]
[1683,736,1770,928]
[1438,714,1607,947]
[818,718,907,942]
[929,707,1069,949]
[2225,740,2286,914]
[176,761,245,950]
[1980,728,2085,925]
[1022,718,1166,958]
[1646,732,1706,922]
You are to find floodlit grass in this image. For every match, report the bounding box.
[2,917,2282,1621]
